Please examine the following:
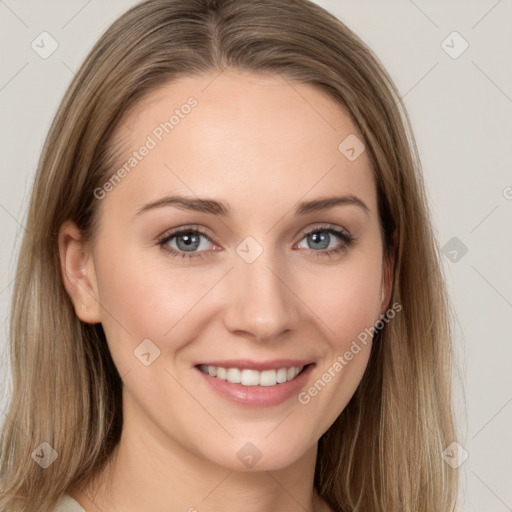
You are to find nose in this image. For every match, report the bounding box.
[222,248,302,343]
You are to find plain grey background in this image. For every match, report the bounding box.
[1,1,511,510]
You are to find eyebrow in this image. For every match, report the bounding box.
[135,194,370,217]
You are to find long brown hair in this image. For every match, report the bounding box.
[0,0,459,510]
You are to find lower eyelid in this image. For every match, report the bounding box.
[159,226,353,257]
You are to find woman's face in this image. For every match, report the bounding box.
[62,70,393,471]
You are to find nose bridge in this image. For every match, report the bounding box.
[223,240,301,341]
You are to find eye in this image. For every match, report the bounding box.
[157,223,355,261]
[157,226,216,260]
[295,224,355,258]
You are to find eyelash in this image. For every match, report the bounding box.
[156,223,356,261]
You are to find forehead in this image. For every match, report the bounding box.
[103,71,376,220]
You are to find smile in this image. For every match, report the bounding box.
[198,364,305,387]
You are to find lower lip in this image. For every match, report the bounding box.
[195,364,315,407]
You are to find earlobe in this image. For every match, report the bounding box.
[58,220,102,324]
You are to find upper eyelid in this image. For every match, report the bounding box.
[159,225,217,245]
[159,223,351,247]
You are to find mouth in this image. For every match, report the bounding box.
[195,362,314,387]
[194,360,316,407]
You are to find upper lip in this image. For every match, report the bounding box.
[195,359,315,371]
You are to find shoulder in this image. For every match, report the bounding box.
[51,494,86,512]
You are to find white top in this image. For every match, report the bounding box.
[52,494,86,512]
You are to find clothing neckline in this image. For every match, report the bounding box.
[58,494,86,511]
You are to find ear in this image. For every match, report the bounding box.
[58,220,102,324]
[380,228,397,315]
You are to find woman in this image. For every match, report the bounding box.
[0,0,459,510]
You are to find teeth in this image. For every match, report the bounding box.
[241,369,260,386]
[276,367,288,383]
[226,367,241,383]
[199,364,304,386]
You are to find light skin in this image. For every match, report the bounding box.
[59,70,395,512]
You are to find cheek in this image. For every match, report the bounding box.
[93,237,224,369]
[301,247,384,348]
[292,244,382,430]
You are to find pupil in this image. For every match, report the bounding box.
[309,232,329,250]
[177,232,199,251]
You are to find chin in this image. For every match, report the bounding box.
[203,437,314,473]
